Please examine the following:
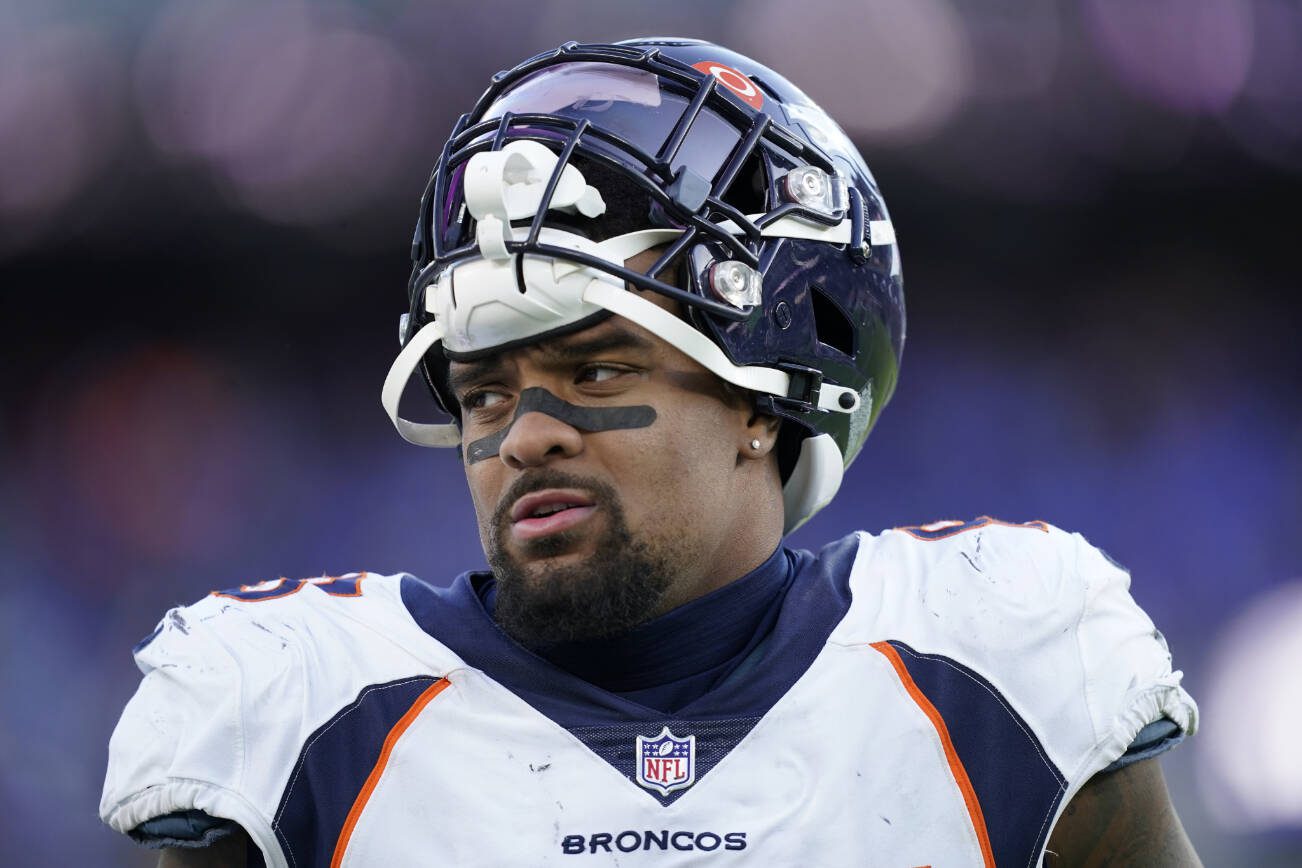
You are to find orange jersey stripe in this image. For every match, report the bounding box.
[330,677,452,868]
[870,642,995,868]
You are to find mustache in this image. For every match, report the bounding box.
[490,468,618,530]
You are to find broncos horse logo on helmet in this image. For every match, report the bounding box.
[383,37,905,532]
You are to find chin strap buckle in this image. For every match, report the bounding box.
[773,361,860,414]
[776,361,824,411]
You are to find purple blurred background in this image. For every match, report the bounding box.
[2,0,1300,864]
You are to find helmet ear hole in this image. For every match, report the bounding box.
[810,285,856,357]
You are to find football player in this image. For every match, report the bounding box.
[102,39,1200,867]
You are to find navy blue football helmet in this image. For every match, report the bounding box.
[383,37,905,531]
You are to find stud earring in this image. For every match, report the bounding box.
[750,438,762,451]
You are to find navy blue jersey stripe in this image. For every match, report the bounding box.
[272,675,442,868]
[885,641,1067,868]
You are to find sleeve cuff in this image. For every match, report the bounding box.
[102,780,280,868]
[1100,717,1186,774]
[128,809,240,850]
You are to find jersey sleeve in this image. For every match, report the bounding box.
[99,596,305,861]
[1069,532,1198,780]
[854,519,1198,789]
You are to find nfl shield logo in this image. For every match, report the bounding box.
[635,726,696,796]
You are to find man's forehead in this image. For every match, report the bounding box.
[446,315,664,381]
[443,276,698,394]
[524,317,661,360]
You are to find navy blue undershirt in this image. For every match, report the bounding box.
[476,544,794,713]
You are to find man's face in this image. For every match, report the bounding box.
[447,271,781,648]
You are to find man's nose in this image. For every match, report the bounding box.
[496,409,584,469]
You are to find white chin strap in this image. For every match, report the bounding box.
[381,139,871,531]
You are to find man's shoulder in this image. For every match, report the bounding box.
[800,518,1091,632]
[134,572,407,664]
[851,515,1098,605]
[830,517,1195,782]
[125,570,474,710]
[102,570,471,844]
[830,515,1115,712]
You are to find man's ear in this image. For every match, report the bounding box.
[740,411,782,458]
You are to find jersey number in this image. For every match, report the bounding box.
[211,573,368,602]
[896,516,1047,541]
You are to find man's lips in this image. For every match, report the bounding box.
[510,488,596,522]
[508,488,597,541]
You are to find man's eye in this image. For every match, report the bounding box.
[463,390,508,411]
[578,364,629,384]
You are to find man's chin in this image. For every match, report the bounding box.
[484,473,674,647]
[488,520,671,648]
[507,547,598,591]
[501,525,597,567]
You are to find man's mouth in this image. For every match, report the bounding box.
[509,489,597,541]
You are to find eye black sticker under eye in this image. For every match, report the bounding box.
[465,387,656,463]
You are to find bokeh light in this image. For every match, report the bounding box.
[1084,0,1255,115]
[1197,580,1302,830]
[961,0,1062,103]
[22,345,256,578]
[0,15,125,245]
[728,0,971,143]
[135,0,426,224]
[1224,0,1302,172]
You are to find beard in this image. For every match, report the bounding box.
[486,468,672,650]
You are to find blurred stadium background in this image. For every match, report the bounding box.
[2,0,1299,864]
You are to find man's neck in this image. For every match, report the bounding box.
[481,544,793,712]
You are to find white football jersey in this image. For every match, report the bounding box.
[101,520,1196,867]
